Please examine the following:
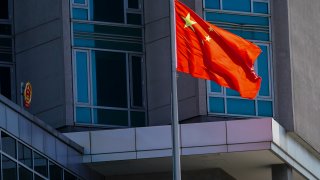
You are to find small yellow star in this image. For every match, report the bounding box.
[183,13,197,31]
[208,26,214,32]
[205,35,211,42]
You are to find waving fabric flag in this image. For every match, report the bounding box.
[175,0,262,99]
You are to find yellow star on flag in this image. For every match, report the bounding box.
[205,35,211,42]
[183,13,197,31]
[208,26,214,32]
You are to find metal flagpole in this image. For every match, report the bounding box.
[169,0,182,180]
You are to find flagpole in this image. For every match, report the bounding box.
[169,0,182,180]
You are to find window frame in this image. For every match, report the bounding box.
[72,48,147,127]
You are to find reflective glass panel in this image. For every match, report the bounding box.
[205,0,220,9]
[92,51,127,107]
[127,13,142,25]
[0,0,9,19]
[75,51,89,103]
[226,88,240,96]
[91,0,124,23]
[49,162,63,180]
[74,0,86,4]
[18,142,33,168]
[228,29,269,41]
[0,67,12,99]
[257,45,270,96]
[253,2,268,14]
[1,132,16,158]
[210,81,222,93]
[19,165,33,180]
[227,98,255,115]
[209,97,225,113]
[206,12,269,26]
[76,107,91,123]
[222,0,251,12]
[258,100,272,116]
[93,109,128,126]
[0,24,11,35]
[131,56,143,107]
[72,8,88,20]
[34,152,48,177]
[2,155,17,180]
[131,111,145,127]
[128,0,140,9]
[64,171,77,180]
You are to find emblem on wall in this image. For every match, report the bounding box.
[23,82,32,108]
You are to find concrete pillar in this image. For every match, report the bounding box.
[272,164,293,180]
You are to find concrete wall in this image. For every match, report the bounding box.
[14,0,73,128]
[273,0,320,152]
[144,0,202,126]
[287,0,320,152]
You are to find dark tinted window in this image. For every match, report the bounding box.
[92,0,124,23]
[131,56,143,107]
[0,0,9,19]
[0,67,11,99]
[49,162,63,180]
[1,131,15,158]
[2,155,17,180]
[92,51,127,107]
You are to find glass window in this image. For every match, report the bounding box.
[64,171,77,180]
[131,56,143,108]
[206,12,269,26]
[257,45,270,97]
[128,0,140,9]
[19,165,33,180]
[93,109,128,126]
[1,132,16,158]
[0,67,12,100]
[72,0,146,127]
[131,111,145,127]
[75,51,89,103]
[227,98,255,115]
[74,0,86,5]
[92,51,127,108]
[76,107,91,123]
[2,155,17,180]
[72,8,88,20]
[206,0,273,117]
[34,152,48,178]
[209,97,225,113]
[253,2,268,14]
[0,24,11,35]
[49,162,63,180]
[210,81,222,93]
[91,0,124,23]
[258,100,273,116]
[0,37,13,62]
[205,0,220,9]
[127,13,142,25]
[35,175,45,180]
[222,0,251,12]
[0,0,9,19]
[18,142,33,168]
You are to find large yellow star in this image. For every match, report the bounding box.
[205,35,211,42]
[183,13,197,31]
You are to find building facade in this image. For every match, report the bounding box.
[0,0,320,179]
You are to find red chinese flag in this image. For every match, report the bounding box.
[175,0,262,99]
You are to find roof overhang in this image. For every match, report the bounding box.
[65,118,320,179]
